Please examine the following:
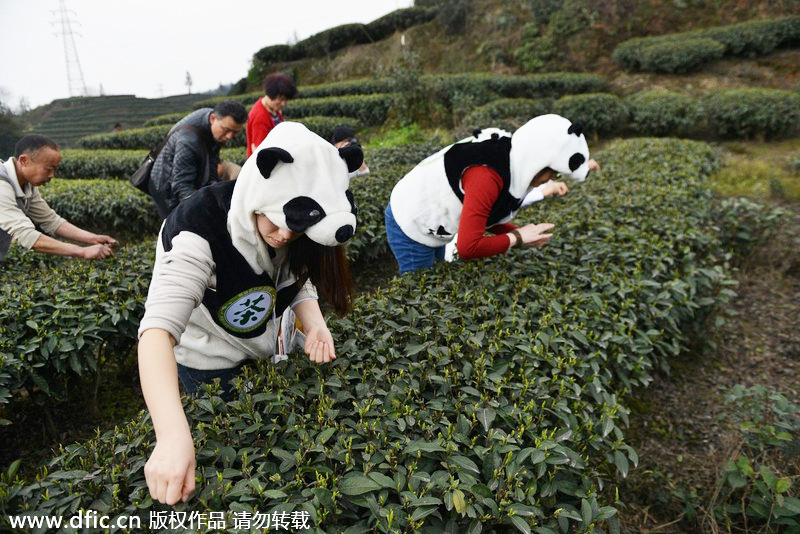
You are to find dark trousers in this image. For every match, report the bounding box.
[176,362,244,399]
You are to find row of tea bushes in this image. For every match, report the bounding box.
[195,73,607,112]
[56,148,248,180]
[251,6,437,66]
[612,15,800,73]
[39,179,161,237]
[2,138,769,533]
[75,114,363,151]
[54,140,436,182]
[0,241,154,414]
[461,89,800,140]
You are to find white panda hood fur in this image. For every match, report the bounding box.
[389,114,591,247]
[508,114,591,197]
[228,122,361,273]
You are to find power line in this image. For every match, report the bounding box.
[53,0,88,97]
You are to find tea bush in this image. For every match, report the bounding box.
[283,94,396,127]
[57,149,145,179]
[143,113,186,127]
[553,93,628,137]
[251,7,437,66]
[73,115,363,151]
[0,241,154,411]
[299,79,397,99]
[637,38,725,74]
[56,148,248,180]
[625,91,696,137]
[460,98,555,135]
[3,138,771,533]
[197,73,605,114]
[612,15,800,73]
[695,88,800,140]
[39,179,161,237]
[76,125,171,150]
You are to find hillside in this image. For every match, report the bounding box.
[242,0,800,90]
[18,93,210,147]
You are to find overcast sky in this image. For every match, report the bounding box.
[0,0,414,111]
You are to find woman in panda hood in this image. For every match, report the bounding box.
[137,122,362,505]
[385,114,599,273]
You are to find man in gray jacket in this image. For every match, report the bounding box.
[0,134,117,262]
[148,100,247,219]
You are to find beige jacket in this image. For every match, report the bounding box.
[0,158,65,255]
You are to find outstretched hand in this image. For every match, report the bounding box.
[144,432,196,505]
[81,243,115,260]
[517,222,555,248]
[304,323,337,364]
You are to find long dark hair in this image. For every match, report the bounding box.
[288,236,353,315]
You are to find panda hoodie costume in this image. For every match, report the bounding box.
[138,122,360,371]
[389,114,591,255]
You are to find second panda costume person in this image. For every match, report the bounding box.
[385,114,599,273]
[137,122,361,506]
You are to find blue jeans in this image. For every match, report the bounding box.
[177,362,244,399]
[385,204,445,274]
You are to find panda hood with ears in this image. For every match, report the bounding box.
[509,114,591,200]
[229,121,361,273]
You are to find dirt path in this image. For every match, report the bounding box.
[619,206,800,533]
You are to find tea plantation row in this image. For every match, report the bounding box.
[63,87,800,166]
[2,138,783,533]
[612,15,800,73]
[0,143,438,413]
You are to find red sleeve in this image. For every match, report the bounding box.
[456,167,514,259]
[246,100,272,157]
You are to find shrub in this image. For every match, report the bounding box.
[713,385,800,531]
[76,125,170,150]
[294,23,367,58]
[57,149,146,179]
[612,15,800,72]
[298,79,395,99]
[696,88,800,140]
[365,7,438,41]
[251,7,437,67]
[283,94,395,127]
[2,138,758,534]
[192,92,261,110]
[60,119,358,177]
[143,113,186,127]
[294,116,362,143]
[422,72,605,126]
[553,93,629,137]
[638,38,725,74]
[625,91,696,137]
[436,0,470,35]
[0,241,154,409]
[40,179,161,237]
[789,154,800,173]
[460,98,554,134]
[702,15,800,57]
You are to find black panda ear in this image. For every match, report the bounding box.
[472,128,482,138]
[256,147,294,179]
[338,145,364,173]
[568,122,584,137]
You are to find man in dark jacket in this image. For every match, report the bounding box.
[149,100,247,219]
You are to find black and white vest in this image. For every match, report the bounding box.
[161,181,300,339]
[389,129,523,247]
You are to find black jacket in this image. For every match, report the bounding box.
[149,108,221,217]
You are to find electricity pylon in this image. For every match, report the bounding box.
[54,0,88,97]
